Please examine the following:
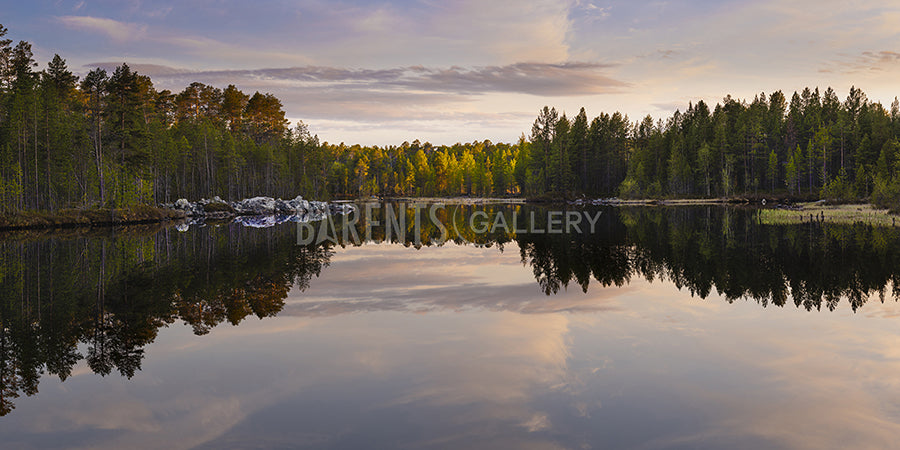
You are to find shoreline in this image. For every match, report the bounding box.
[759,202,899,226]
[3,198,898,233]
[0,205,186,232]
[376,196,527,205]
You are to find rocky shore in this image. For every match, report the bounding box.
[163,195,356,230]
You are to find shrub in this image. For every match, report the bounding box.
[872,179,900,213]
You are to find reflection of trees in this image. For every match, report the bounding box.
[0,327,23,416]
[2,204,900,415]
[323,203,900,310]
[518,207,900,313]
[517,210,630,295]
[0,224,332,416]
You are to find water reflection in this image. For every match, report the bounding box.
[0,224,331,416]
[0,203,899,425]
[322,203,900,311]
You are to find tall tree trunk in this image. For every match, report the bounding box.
[34,100,39,210]
[96,112,105,205]
[46,106,51,211]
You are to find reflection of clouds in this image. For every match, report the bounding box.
[737,332,900,449]
[284,242,627,317]
[861,293,900,320]
[374,311,573,448]
[7,244,900,448]
[392,312,570,405]
[642,339,900,449]
[29,391,160,434]
[610,281,900,449]
[193,309,576,449]
[8,301,579,449]
[282,282,624,317]
[13,378,252,449]
[206,239,585,447]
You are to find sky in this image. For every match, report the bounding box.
[5,0,900,145]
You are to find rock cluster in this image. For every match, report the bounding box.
[163,195,355,229]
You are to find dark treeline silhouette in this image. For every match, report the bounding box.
[2,203,900,414]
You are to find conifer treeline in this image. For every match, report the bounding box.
[316,87,900,208]
[314,107,631,198]
[4,23,900,211]
[0,24,319,213]
[615,88,900,204]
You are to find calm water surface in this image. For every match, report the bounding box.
[1,203,899,449]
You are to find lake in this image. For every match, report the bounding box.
[1,202,899,449]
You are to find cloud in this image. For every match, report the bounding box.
[430,0,574,64]
[86,62,193,76]
[818,50,900,76]
[573,0,611,24]
[852,50,900,72]
[156,35,314,66]
[48,2,615,144]
[143,5,174,19]
[92,61,624,97]
[295,0,575,66]
[61,15,313,67]
[402,62,625,96]
[651,102,686,113]
[81,60,624,130]
[56,16,147,42]
[520,413,551,432]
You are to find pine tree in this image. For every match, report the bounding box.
[529,106,557,192]
[569,107,589,191]
[767,148,778,193]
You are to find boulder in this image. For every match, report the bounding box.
[174,198,192,210]
[274,198,295,214]
[236,196,277,215]
[167,194,353,228]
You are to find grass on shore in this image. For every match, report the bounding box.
[759,203,899,226]
[0,205,185,231]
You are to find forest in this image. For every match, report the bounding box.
[3,23,900,214]
[0,24,314,214]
